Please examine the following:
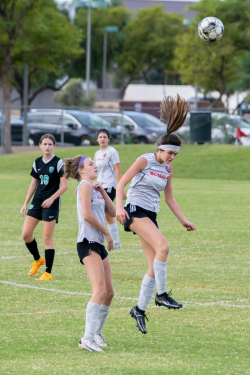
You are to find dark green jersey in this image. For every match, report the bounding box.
[30,155,64,209]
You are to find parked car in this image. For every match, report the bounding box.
[177,112,250,145]
[27,110,113,146]
[0,119,25,145]
[95,111,166,144]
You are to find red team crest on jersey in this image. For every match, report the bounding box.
[165,166,171,173]
[103,153,107,157]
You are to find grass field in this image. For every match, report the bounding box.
[0,144,250,374]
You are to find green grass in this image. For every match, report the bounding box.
[0,145,250,374]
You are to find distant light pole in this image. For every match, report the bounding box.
[102,26,118,99]
[74,1,109,95]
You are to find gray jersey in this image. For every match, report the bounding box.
[77,180,106,245]
[94,146,120,189]
[125,153,171,212]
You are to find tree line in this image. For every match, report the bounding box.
[1,0,250,153]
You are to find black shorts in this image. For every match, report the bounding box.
[124,204,158,234]
[77,238,108,264]
[27,205,59,223]
[104,187,116,201]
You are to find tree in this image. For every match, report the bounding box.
[0,0,83,153]
[113,6,184,95]
[53,78,97,107]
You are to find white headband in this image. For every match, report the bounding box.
[158,145,180,152]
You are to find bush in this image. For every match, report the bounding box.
[53,78,97,107]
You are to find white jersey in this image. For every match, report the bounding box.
[125,153,171,212]
[94,146,120,189]
[77,180,106,245]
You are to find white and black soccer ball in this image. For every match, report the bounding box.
[198,17,224,43]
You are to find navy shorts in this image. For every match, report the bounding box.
[27,205,59,223]
[124,204,158,234]
[104,187,116,202]
[77,238,108,264]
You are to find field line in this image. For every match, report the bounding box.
[0,280,137,301]
[1,243,250,260]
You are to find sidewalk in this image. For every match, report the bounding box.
[12,146,40,153]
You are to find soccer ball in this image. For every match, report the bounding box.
[198,17,224,43]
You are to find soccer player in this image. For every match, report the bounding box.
[116,95,196,334]
[94,129,126,249]
[20,134,68,280]
[64,155,116,352]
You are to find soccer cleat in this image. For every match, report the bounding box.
[28,257,45,276]
[130,306,148,334]
[36,272,52,281]
[114,243,122,249]
[78,338,103,352]
[94,333,108,347]
[155,290,183,309]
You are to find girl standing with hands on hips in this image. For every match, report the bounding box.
[94,129,126,249]
[116,95,196,334]
[64,155,116,352]
[20,134,68,280]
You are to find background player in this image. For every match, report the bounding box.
[64,155,116,352]
[116,95,196,334]
[20,134,68,280]
[94,129,126,249]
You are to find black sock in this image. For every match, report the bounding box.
[136,306,145,315]
[25,239,40,261]
[45,249,55,274]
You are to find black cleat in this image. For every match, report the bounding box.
[155,290,183,309]
[130,306,148,334]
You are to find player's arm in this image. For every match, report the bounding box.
[20,178,38,216]
[116,157,148,224]
[91,181,116,217]
[114,163,127,199]
[164,166,196,232]
[41,176,68,208]
[80,182,113,250]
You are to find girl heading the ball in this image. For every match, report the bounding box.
[116,95,196,334]
[64,155,116,352]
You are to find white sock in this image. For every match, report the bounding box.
[108,222,120,244]
[95,304,110,334]
[83,302,101,340]
[153,259,167,295]
[138,274,156,311]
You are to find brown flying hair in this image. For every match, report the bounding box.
[64,155,84,180]
[39,134,56,145]
[157,94,189,148]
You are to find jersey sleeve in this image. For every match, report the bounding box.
[30,160,39,180]
[57,159,65,178]
[94,151,97,164]
[111,148,120,165]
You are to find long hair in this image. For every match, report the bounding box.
[64,155,83,180]
[158,94,189,147]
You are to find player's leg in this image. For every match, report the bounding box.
[130,217,182,310]
[36,219,56,280]
[79,251,106,352]
[130,237,156,334]
[106,213,121,249]
[22,215,45,276]
[95,256,114,347]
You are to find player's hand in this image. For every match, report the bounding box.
[92,181,104,194]
[116,207,129,225]
[41,198,54,208]
[182,220,196,231]
[20,204,28,217]
[123,190,127,200]
[105,232,113,251]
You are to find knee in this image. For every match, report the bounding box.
[156,240,169,258]
[99,285,107,301]
[43,234,52,247]
[22,231,30,242]
[105,288,115,302]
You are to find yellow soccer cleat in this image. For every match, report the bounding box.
[28,257,45,276]
[36,272,52,281]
